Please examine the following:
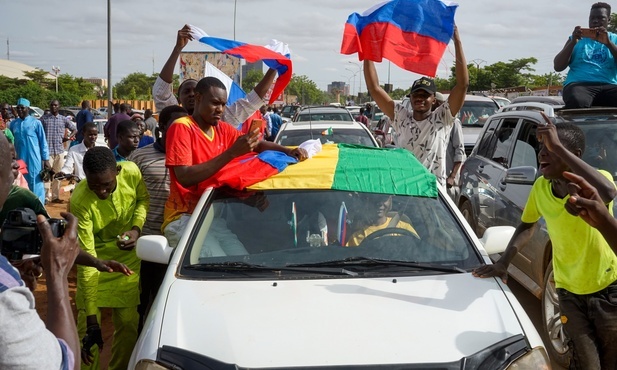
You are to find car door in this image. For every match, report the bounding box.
[472,117,519,233]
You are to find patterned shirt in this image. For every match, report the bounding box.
[128,142,168,236]
[392,102,454,185]
[40,113,76,155]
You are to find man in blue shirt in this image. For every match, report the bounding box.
[9,98,50,204]
[75,100,94,145]
[270,107,283,140]
[555,2,617,108]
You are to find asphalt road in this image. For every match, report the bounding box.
[508,278,566,370]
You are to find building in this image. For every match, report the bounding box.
[83,77,107,88]
[0,59,54,79]
[327,81,348,96]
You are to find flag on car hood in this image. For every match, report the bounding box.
[340,0,458,77]
[188,24,292,104]
[205,61,246,107]
[250,144,437,197]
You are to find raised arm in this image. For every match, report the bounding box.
[446,26,469,117]
[363,60,394,120]
[160,25,192,84]
[554,27,581,72]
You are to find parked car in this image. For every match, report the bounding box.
[455,94,500,155]
[129,144,549,369]
[28,106,44,118]
[97,107,109,118]
[457,105,617,367]
[489,96,511,108]
[274,120,379,147]
[292,105,355,123]
[280,104,300,119]
[58,109,77,120]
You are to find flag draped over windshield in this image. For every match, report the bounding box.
[340,0,458,77]
[188,24,292,104]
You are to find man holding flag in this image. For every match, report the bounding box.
[363,25,468,186]
[153,25,278,125]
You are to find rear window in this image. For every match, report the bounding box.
[277,128,376,147]
[458,101,499,127]
[296,113,353,122]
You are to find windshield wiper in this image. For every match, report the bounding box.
[288,256,466,273]
[186,261,355,276]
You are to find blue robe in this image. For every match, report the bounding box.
[10,116,49,204]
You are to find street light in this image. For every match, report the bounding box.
[345,67,358,97]
[51,65,60,93]
[348,61,362,100]
[470,59,486,91]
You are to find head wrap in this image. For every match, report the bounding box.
[17,98,30,107]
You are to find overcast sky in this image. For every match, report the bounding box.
[2,0,594,92]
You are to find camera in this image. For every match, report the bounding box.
[0,208,66,261]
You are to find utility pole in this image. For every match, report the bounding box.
[52,66,60,93]
[107,0,113,118]
[6,37,9,60]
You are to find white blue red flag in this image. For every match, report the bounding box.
[188,25,292,104]
[204,61,246,107]
[340,0,458,77]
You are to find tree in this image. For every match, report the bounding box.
[114,72,156,100]
[242,69,263,92]
[286,75,322,105]
[609,12,617,33]
[23,69,53,90]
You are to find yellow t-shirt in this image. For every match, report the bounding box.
[521,170,617,294]
[346,217,418,247]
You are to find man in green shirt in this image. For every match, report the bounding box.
[70,146,149,370]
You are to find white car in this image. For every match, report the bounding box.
[129,145,549,369]
[274,120,379,147]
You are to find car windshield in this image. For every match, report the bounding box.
[458,101,499,127]
[296,113,353,122]
[561,114,617,181]
[180,189,481,278]
[277,128,376,147]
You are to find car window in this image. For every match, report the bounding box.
[578,123,617,181]
[180,189,480,276]
[490,118,518,167]
[511,119,541,169]
[297,113,353,122]
[459,101,499,127]
[277,128,376,147]
[476,118,501,157]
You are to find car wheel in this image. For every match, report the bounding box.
[459,200,477,236]
[541,264,571,368]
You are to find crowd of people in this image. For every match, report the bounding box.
[2,3,617,368]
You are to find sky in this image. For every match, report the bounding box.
[1,0,595,93]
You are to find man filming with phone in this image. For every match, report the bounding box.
[163,76,308,247]
[554,2,617,108]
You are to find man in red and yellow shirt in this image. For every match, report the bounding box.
[163,77,307,247]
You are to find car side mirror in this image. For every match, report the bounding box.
[480,226,515,254]
[504,166,537,185]
[136,235,174,265]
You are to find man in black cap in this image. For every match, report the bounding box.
[364,26,469,186]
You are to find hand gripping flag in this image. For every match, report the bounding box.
[188,25,292,104]
[340,0,458,77]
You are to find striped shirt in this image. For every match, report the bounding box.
[40,113,76,155]
[128,142,168,235]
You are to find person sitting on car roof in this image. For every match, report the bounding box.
[555,2,617,108]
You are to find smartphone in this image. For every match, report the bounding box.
[580,28,599,39]
[249,119,263,136]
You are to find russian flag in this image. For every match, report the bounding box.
[188,25,292,104]
[340,0,458,77]
[204,61,246,107]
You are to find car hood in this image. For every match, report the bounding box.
[462,126,483,146]
[155,273,524,367]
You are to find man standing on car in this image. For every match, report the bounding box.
[555,2,617,108]
[364,26,468,186]
[40,100,77,204]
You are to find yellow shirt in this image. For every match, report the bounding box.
[522,170,617,294]
[347,216,418,247]
[71,161,150,315]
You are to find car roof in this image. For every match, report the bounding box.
[297,106,353,113]
[510,95,564,105]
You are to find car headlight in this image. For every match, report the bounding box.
[135,359,174,370]
[507,347,550,369]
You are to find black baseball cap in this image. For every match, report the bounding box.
[409,77,437,96]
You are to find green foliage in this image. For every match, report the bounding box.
[609,12,617,33]
[242,69,264,92]
[114,72,156,100]
[388,88,408,100]
[286,75,323,105]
